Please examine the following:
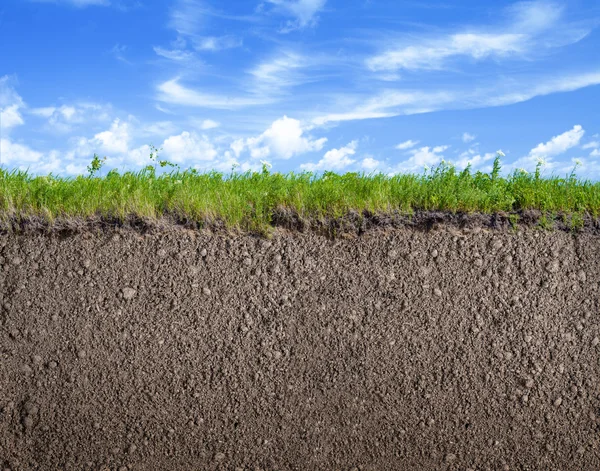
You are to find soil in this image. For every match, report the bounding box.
[1,220,600,470]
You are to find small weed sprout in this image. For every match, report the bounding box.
[87,154,106,177]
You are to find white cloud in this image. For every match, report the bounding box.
[161,131,218,163]
[367,33,525,72]
[193,36,242,51]
[249,52,306,94]
[92,118,131,154]
[0,105,25,131]
[29,102,112,133]
[236,115,327,160]
[265,0,327,30]
[462,132,476,143]
[452,151,496,170]
[508,125,586,172]
[366,1,586,73]
[0,138,43,165]
[582,141,599,150]
[395,139,419,150]
[157,77,271,109]
[0,76,26,133]
[529,125,584,160]
[153,46,196,62]
[300,141,357,171]
[360,156,382,171]
[139,121,179,137]
[591,149,600,157]
[199,119,220,130]
[312,70,600,126]
[393,145,449,172]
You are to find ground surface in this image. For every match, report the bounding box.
[1,223,600,470]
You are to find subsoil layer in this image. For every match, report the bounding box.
[1,224,600,470]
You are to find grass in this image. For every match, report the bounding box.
[1,151,600,234]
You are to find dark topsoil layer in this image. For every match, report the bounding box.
[1,214,600,470]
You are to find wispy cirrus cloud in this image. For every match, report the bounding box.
[262,0,327,31]
[156,77,273,109]
[312,70,600,126]
[366,1,591,73]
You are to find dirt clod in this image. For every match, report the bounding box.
[122,288,137,300]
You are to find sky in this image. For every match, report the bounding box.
[1,0,600,178]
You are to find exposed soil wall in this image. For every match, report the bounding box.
[1,225,600,470]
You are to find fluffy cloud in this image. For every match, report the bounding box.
[0,76,26,132]
[393,145,449,172]
[452,149,496,170]
[300,141,357,171]
[161,131,218,163]
[508,125,586,172]
[360,156,382,171]
[233,116,327,160]
[528,125,584,160]
[29,103,112,133]
[0,105,24,131]
[92,119,131,154]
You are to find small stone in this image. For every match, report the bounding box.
[525,379,534,389]
[77,350,86,359]
[492,240,503,250]
[21,364,33,374]
[82,259,91,268]
[24,402,38,415]
[128,444,137,454]
[22,416,34,428]
[524,334,533,343]
[118,467,128,471]
[554,397,563,407]
[122,288,137,300]
[592,337,599,347]
[578,270,587,282]
[433,288,442,297]
[474,258,483,267]
[243,258,252,266]
[431,249,438,258]
[546,260,560,273]
[214,452,226,461]
[32,355,43,364]
[445,453,457,463]
[157,249,167,257]
[273,351,282,360]
[11,257,22,265]
[202,287,211,295]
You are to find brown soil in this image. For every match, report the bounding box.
[1,223,600,470]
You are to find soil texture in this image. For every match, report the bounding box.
[1,225,600,470]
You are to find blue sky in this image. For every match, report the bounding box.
[1,0,599,177]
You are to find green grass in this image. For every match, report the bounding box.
[1,153,599,234]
